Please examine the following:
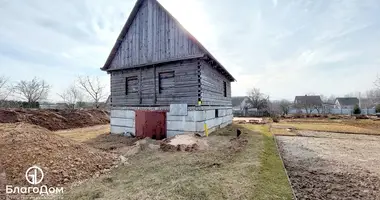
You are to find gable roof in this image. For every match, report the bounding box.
[294,95,323,105]
[232,96,249,107]
[101,0,235,82]
[335,97,359,106]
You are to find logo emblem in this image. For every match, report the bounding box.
[25,166,44,185]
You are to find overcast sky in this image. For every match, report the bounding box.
[1,0,379,102]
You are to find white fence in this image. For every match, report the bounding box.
[289,108,376,115]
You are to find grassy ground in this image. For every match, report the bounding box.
[273,119,380,135]
[57,124,292,200]
[245,125,293,200]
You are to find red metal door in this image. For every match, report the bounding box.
[135,110,166,139]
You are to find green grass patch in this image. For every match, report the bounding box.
[244,124,293,200]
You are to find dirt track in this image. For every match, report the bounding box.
[277,131,380,200]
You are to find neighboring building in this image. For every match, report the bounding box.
[294,95,323,106]
[232,96,251,111]
[101,0,235,137]
[293,95,323,114]
[322,102,335,114]
[334,97,359,109]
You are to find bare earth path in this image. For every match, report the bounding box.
[277,131,380,200]
[55,125,110,142]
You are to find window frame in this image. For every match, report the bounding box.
[125,76,139,95]
[158,71,175,94]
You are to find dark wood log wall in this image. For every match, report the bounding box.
[200,60,232,106]
[111,59,199,106]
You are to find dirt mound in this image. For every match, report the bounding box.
[0,123,117,187]
[85,133,139,151]
[160,134,208,152]
[0,109,109,131]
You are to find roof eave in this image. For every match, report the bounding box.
[102,0,144,71]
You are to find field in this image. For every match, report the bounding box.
[273,117,380,199]
[271,118,380,135]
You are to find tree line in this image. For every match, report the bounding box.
[245,75,380,115]
[0,76,108,109]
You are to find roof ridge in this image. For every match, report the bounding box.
[101,0,236,81]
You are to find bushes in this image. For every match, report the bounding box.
[353,104,361,114]
[376,104,380,113]
[271,115,280,123]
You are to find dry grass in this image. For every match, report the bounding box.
[270,127,298,136]
[275,122,380,134]
[55,125,110,142]
[58,125,264,200]
[274,118,380,135]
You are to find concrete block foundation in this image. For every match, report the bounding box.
[110,105,233,137]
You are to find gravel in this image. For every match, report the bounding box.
[277,131,380,200]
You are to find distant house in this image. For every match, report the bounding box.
[232,96,251,111]
[293,95,323,113]
[334,97,359,109]
[294,95,323,107]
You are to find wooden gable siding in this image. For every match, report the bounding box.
[200,60,232,106]
[110,59,199,106]
[109,0,203,70]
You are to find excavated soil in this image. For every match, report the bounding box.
[160,134,209,152]
[0,123,117,188]
[277,132,380,200]
[0,108,109,131]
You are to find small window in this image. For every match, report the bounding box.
[126,76,138,95]
[159,71,175,94]
[215,109,219,118]
[223,81,227,97]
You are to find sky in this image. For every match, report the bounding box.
[0,0,379,102]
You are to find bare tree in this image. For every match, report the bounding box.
[375,74,380,89]
[247,88,269,110]
[57,85,84,109]
[77,76,106,108]
[0,76,12,101]
[13,77,50,103]
[279,99,291,115]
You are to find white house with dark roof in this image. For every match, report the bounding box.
[334,97,359,109]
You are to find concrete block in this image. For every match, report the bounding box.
[166,110,205,122]
[111,109,135,119]
[218,109,227,117]
[220,122,229,128]
[226,109,233,115]
[111,126,135,134]
[166,130,187,138]
[205,110,215,120]
[169,104,188,116]
[167,120,197,132]
[111,118,134,127]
